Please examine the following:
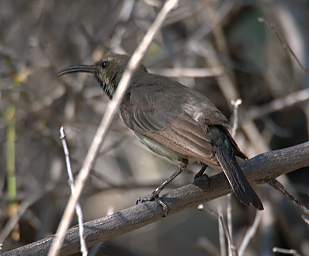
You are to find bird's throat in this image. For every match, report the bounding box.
[96,77,115,99]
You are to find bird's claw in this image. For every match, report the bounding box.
[136,194,155,204]
[194,173,211,187]
[136,192,168,217]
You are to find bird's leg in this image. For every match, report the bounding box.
[194,163,210,187]
[194,164,208,179]
[151,167,183,198]
[137,160,187,216]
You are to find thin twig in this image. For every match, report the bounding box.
[258,17,309,73]
[273,247,301,256]
[3,141,309,256]
[301,215,309,225]
[231,99,242,137]
[227,98,242,250]
[268,178,309,211]
[190,41,269,153]
[199,205,229,256]
[90,171,179,191]
[244,88,309,122]
[195,204,220,256]
[59,127,88,256]
[149,67,222,77]
[109,0,135,53]
[201,206,237,256]
[217,210,238,256]
[238,211,262,256]
[198,99,241,256]
[0,186,53,247]
[47,1,179,255]
[218,210,227,256]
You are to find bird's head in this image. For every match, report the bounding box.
[58,53,142,98]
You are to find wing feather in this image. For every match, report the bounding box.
[120,78,228,166]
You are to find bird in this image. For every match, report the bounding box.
[58,53,264,212]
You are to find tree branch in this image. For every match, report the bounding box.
[47,1,179,255]
[2,141,309,256]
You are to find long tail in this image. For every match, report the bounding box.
[211,127,263,210]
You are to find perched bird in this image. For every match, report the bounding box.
[58,53,263,211]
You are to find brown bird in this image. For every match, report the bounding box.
[58,53,263,212]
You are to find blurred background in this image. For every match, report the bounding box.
[0,0,309,255]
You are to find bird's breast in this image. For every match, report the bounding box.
[136,134,188,166]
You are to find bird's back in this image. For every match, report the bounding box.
[121,73,229,132]
[119,73,232,167]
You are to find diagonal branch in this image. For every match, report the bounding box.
[47,1,179,255]
[2,141,309,256]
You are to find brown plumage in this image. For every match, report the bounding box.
[58,53,263,210]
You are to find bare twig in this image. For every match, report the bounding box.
[260,201,275,254]
[217,208,238,256]
[199,205,233,256]
[227,98,242,250]
[47,1,179,255]
[109,0,135,53]
[220,214,237,256]
[190,41,269,153]
[149,67,222,77]
[238,211,262,256]
[198,204,229,256]
[301,215,309,225]
[273,247,301,256]
[0,187,53,247]
[218,209,227,256]
[191,41,238,102]
[258,17,309,73]
[231,99,242,136]
[268,178,309,211]
[59,127,87,256]
[90,172,179,191]
[244,88,309,122]
[3,141,309,256]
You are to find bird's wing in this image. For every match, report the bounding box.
[120,79,229,165]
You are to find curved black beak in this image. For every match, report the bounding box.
[57,64,96,77]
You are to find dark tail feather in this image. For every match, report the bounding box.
[215,140,264,210]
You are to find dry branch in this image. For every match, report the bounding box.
[244,88,309,122]
[47,1,179,255]
[59,127,88,256]
[2,141,309,256]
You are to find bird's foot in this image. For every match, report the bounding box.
[194,164,207,180]
[136,191,168,217]
[194,173,211,187]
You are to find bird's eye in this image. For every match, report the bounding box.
[101,61,108,68]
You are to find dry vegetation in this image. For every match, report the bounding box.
[0,0,309,255]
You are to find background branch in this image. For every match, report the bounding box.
[3,141,309,256]
[59,127,88,256]
[268,178,309,211]
[47,1,179,255]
